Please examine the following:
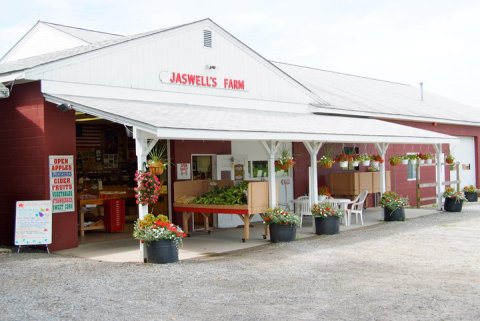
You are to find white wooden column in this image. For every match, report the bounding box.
[133,127,158,262]
[375,143,389,194]
[303,141,323,206]
[262,141,281,208]
[434,143,443,210]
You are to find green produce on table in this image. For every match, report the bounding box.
[192,181,248,205]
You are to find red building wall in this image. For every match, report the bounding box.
[0,82,77,250]
[170,140,231,224]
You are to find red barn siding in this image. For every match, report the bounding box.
[0,82,77,250]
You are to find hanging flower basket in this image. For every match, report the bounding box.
[147,160,165,175]
[318,155,334,169]
[445,154,455,165]
[134,170,163,206]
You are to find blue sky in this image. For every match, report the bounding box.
[1,0,479,107]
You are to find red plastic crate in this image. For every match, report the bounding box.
[103,199,125,233]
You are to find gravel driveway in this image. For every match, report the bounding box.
[1,206,479,321]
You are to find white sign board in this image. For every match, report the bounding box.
[49,155,75,213]
[15,201,52,246]
[176,163,191,180]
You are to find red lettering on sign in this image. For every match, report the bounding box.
[168,72,243,90]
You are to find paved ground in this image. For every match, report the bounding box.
[1,205,479,321]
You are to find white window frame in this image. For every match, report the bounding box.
[406,152,419,181]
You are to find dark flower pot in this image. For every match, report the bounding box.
[464,191,478,202]
[146,239,179,264]
[269,223,296,243]
[314,216,340,235]
[384,207,405,221]
[444,197,463,212]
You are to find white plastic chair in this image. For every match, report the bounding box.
[294,196,311,228]
[346,190,368,226]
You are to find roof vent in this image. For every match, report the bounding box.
[203,30,212,48]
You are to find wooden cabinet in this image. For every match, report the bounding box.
[328,171,391,196]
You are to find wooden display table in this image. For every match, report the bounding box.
[173,180,269,242]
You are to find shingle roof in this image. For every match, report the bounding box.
[274,62,480,125]
[44,94,455,144]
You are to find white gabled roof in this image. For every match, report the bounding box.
[44,93,456,144]
[274,62,480,126]
[0,21,122,64]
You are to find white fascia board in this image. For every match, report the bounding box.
[310,104,480,127]
[155,127,457,144]
[0,71,26,83]
[40,80,312,113]
[44,94,157,135]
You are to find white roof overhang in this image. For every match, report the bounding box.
[44,94,457,144]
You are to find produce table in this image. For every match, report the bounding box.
[173,180,269,242]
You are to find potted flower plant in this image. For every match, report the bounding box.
[335,153,352,168]
[358,153,371,166]
[418,153,433,165]
[311,202,343,235]
[445,154,455,165]
[147,145,167,175]
[351,154,362,167]
[262,207,299,242]
[371,154,384,167]
[379,191,409,221]
[407,153,419,165]
[134,170,163,206]
[389,155,402,166]
[463,185,478,202]
[400,155,409,165]
[443,187,467,212]
[318,185,332,202]
[133,214,186,264]
[278,148,295,171]
[318,155,335,169]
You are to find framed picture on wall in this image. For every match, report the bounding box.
[177,163,191,180]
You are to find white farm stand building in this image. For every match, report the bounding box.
[0,19,477,254]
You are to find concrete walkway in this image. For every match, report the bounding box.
[56,205,441,262]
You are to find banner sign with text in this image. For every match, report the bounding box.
[49,155,75,213]
[15,200,52,246]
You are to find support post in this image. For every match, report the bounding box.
[303,141,323,206]
[262,141,281,208]
[134,128,158,262]
[434,143,442,210]
[375,143,389,194]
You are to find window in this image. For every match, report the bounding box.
[407,153,418,180]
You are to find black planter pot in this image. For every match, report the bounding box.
[146,239,179,264]
[444,197,463,212]
[384,207,405,221]
[464,191,478,202]
[314,216,340,235]
[269,223,296,243]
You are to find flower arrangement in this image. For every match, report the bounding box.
[445,154,455,165]
[147,145,168,175]
[262,207,300,226]
[463,185,477,193]
[134,170,163,205]
[418,153,433,160]
[319,186,332,197]
[311,202,343,218]
[371,155,384,163]
[379,191,409,211]
[318,155,335,168]
[133,214,186,245]
[278,148,295,170]
[367,165,379,172]
[335,153,352,162]
[443,187,467,202]
[389,155,403,166]
[358,153,371,162]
